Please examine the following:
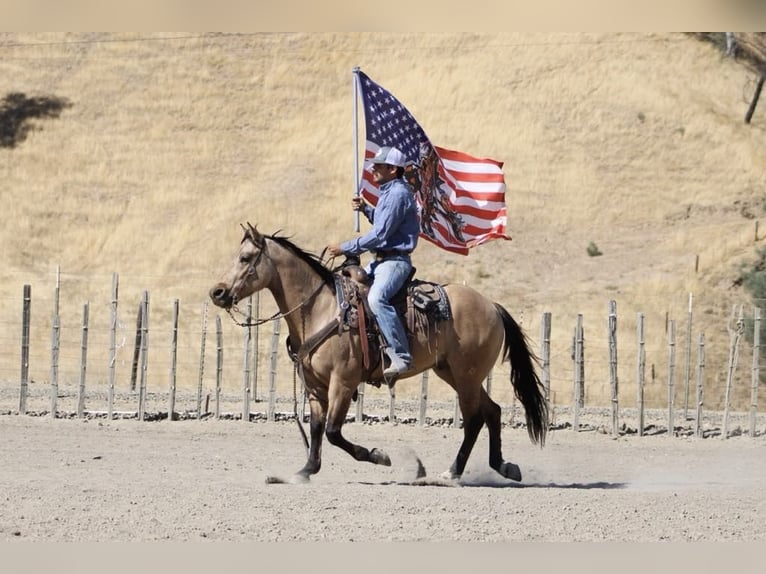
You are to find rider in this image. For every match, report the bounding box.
[327,145,420,377]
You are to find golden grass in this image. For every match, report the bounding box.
[1,32,765,412]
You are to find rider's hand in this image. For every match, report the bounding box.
[326,243,345,257]
[351,196,364,211]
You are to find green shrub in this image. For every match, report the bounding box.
[586,241,603,257]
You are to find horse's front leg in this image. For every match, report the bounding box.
[292,394,326,483]
[325,379,391,467]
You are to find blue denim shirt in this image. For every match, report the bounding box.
[340,177,420,256]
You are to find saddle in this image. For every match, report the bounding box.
[334,258,452,386]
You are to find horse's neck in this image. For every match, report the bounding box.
[266,247,335,342]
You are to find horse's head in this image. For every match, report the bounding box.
[209,222,274,309]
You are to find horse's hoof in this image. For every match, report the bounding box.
[500,461,522,482]
[288,473,310,484]
[369,448,391,466]
[439,469,460,482]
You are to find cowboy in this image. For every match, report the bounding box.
[327,145,420,377]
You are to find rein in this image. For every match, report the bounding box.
[224,229,331,328]
[225,280,326,327]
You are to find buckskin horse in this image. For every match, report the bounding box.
[209,224,548,484]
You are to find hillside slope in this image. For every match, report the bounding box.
[1,32,764,409]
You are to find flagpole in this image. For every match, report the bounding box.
[352,66,361,233]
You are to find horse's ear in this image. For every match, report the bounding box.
[241,222,264,246]
[247,222,259,238]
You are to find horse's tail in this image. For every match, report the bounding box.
[495,304,549,447]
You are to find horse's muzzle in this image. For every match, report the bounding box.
[209,284,233,308]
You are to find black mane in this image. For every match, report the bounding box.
[266,232,335,286]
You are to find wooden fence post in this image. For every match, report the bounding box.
[608,301,619,435]
[215,315,223,420]
[268,318,280,422]
[695,333,706,438]
[722,305,744,439]
[355,380,366,423]
[453,394,461,428]
[636,312,646,437]
[252,292,260,403]
[389,385,396,424]
[107,272,118,420]
[19,284,31,415]
[485,367,493,398]
[50,268,61,419]
[137,291,149,421]
[419,370,429,426]
[751,307,761,438]
[573,314,584,431]
[683,293,694,420]
[130,300,143,393]
[540,312,552,412]
[167,298,179,422]
[77,302,89,418]
[196,302,209,419]
[667,319,676,436]
[242,298,252,423]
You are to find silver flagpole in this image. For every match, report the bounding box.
[352,66,361,233]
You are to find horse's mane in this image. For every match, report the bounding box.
[266,232,335,286]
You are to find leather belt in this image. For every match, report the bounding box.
[374,249,411,259]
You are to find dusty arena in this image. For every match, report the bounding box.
[1,408,764,542]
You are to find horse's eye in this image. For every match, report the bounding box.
[239,254,251,264]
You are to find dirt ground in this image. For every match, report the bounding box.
[1,407,765,542]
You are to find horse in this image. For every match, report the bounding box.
[209,223,548,484]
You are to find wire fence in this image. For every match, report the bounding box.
[0,269,764,438]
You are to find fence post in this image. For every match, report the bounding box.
[608,301,619,435]
[636,312,646,437]
[573,314,583,431]
[683,293,693,420]
[268,318,280,422]
[453,394,461,428]
[667,319,676,436]
[540,312,552,414]
[242,298,252,423]
[355,379,366,423]
[252,292,260,403]
[419,370,429,426]
[485,367,493,398]
[751,307,761,438]
[131,300,143,393]
[19,284,31,415]
[389,385,396,424]
[107,272,118,420]
[77,302,90,418]
[50,268,61,419]
[137,291,149,421]
[196,302,209,419]
[695,333,706,438]
[168,298,179,422]
[722,305,744,439]
[215,315,223,420]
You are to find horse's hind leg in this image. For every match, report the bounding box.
[483,392,521,482]
[325,380,391,467]
[435,369,485,480]
[442,407,484,480]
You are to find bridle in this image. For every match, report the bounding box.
[225,228,326,328]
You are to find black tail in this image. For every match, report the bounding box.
[495,304,548,447]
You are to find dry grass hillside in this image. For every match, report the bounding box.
[1,32,765,412]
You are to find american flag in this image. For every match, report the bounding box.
[356,70,510,255]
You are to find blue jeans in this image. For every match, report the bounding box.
[366,256,412,363]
